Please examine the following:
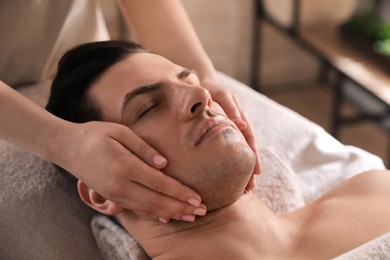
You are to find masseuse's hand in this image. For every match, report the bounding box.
[57,121,206,223]
[201,78,261,190]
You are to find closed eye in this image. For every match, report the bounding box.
[138,103,158,119]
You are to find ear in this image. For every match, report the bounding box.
[77,180,124,215]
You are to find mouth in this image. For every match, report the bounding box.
[194,115,235,146]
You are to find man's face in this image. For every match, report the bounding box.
[89,53,255,210]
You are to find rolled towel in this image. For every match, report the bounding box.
[91,215,149,260]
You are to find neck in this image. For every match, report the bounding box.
[117,192,299,259]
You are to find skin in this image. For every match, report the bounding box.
[87,52,256,214]
[78,52,390,259]
[113,171,390,259]
[0,0,259,222]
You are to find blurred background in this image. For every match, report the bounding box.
[101,0,390,164]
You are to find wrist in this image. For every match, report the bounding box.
[41,118,77,169]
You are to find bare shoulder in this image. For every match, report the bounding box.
[330,170,390,198]
[349,169,390,189]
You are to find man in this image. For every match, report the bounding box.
[47,41,390,259]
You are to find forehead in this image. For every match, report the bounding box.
[89,52,178,121]
[105,53,179,85]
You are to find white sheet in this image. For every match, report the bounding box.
[219,72,385,204]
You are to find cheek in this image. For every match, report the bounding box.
[133,122,193,182]
[132,118,182,159]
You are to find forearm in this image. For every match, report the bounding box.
[0,81,70,163]
[117,0,216,81]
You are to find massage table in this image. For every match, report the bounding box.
[1,73,388,259]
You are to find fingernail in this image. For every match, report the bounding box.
[193,208,207,216]
[188,198,201,207]
[153,154,167,165]
[182,215,196,222]
[159,217,169,224]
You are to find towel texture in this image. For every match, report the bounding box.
[91,216,149,260]
[0,140,103,260]
[0,81,103,260]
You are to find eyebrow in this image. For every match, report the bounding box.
[178,68,196,79]
[120,68,196,115]
[121,83,161,115]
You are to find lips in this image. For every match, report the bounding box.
[194,115,234,146]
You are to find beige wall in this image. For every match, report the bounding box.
[182,0,253,84]
[100,0,325,88]
[259,23,319,88]
[182,0,323,87]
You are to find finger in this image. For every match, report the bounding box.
[113,183,206,222]
[111,125,168,169]
[231,94,248,130]
[102,138,203,209]
[218,93,261,174]
[245,174,256,191]
[213,92,245,128]
[124,182,207,222]
[131,161,202,206]
[241,112,261,175]
[214,93,260,174]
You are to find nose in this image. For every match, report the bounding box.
[178,86,212,121]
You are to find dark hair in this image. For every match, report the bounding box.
[45,41,145,183]
[46,40,144,122]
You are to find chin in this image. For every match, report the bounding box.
[196,141,256,211]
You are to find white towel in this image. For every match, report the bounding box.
[91,216,148,260]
